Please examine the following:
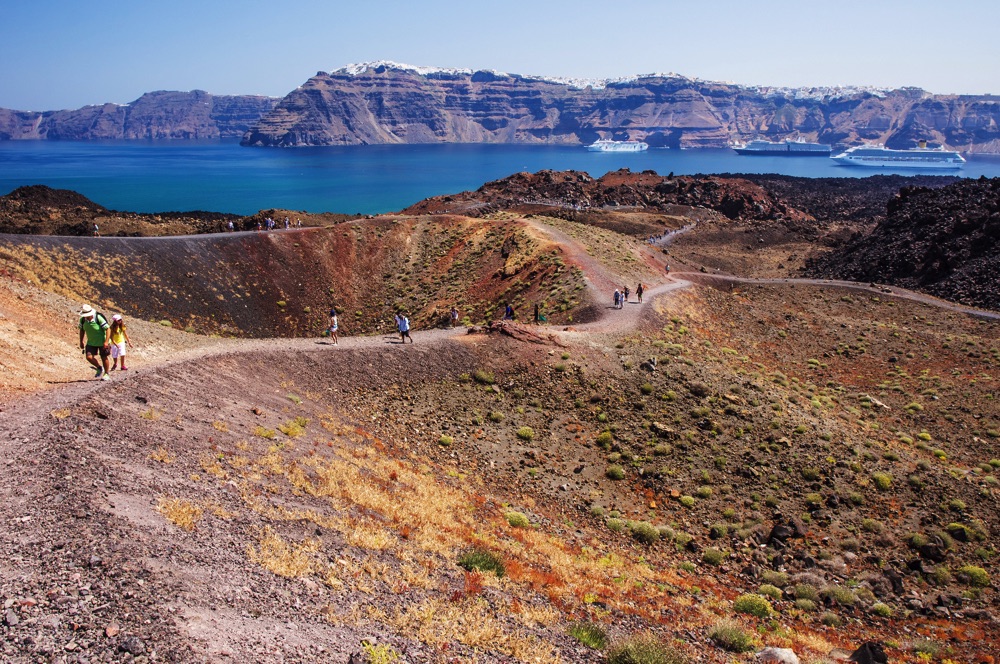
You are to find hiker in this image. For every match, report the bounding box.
[624,286,630,303]
[227,220,234,232]
[328,308,339,345]
[665,264,671,275]
[108,314,132,371]
[78,304,111,380]
[284,217,290,229]
[92,223,100,237]
[613,289,621,309]
[503,303,515,320]
[636,283,644,303]
[450,307,459,327]
[396,313,413,343]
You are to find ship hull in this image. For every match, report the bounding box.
[733,148,830,156]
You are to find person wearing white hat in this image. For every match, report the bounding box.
[78,304,111,380]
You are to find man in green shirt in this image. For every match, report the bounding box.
[78,304,111,380]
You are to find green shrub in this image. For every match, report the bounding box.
[871,602,893,617]
[820,611,843,627]
[630,521,661,545]
[505,511,530,528]
[606,518,626,533]
[709,522,728,539]
[957,565,990,587]
[801,467,820,481]
[733,593,772,617]
[606,465,626,481]
[567,622,607,650]
[794,598,817,611]
[457,548,505,577]
[640,383,654,395]
[822,585,857,607]
[679,495,695,508]
[472,369,495,385]
[438,434,454,447]
[861,518,883,534]
[589,505,605,517]
[606,633,687,664]
[653,443,671,456]
[758,584,782,600]
[695,486,713,499]
[596,430,614,448]
[702,548,725,566]
[872,472,892,491]
[708,619,755,653]
[761,570,789,588]
[488,410,504,423]
[516,426,534,441]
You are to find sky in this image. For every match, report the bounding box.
[2,0,998,111]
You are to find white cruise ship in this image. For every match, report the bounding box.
[831,142,965,170]
[586,139,649,152]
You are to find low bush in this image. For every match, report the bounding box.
[821,611,843,627]
[822,585,857,607]
[472,369,495,385]
[630,521,660,545]
[758,584,782,600]
[606,465,626,481]
[438,434,453,447]
[505,511,530,528]
[794,598,817,611]
[957,565,990,587]
[606,632,687,664]
[872,472,893,491]
[871,602,893,617]
[567,622,607,650]
[457,548,505,577]
[596,430,613,448]
[516,426,534,442]
[733,593,772,617]
[794,583,819,601]
[708,619,755,653]
[702,548,725,566]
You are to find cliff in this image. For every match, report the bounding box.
[241,62,1000,152]
[0,91,279,140]
[806,177,1000,310]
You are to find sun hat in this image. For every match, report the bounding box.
[112,314,122,321]
[78,304,95,318]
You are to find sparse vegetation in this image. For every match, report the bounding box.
[708,619,755,652]
[606,632,687,664]
[457,548,505,577]
[567,622,607,650]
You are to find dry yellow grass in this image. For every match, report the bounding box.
[198,454,227,479]
[148,447,175,463]
[50,408,71,420]
[156,497,203,531]
[211,420,229,432]
[246,527,319,578]
[388,598,562,663]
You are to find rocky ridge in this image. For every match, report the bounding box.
[807,177,1000,311]
[242,62,1000,151]
[0,91,278,140]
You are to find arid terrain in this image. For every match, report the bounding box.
[0,173,997,664]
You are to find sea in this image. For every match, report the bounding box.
[3,139,1000,216]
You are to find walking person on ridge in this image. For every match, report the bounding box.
[395,313,413,343]
[108,314,133,371]
[328,307,339,345]
[78,304,112,380]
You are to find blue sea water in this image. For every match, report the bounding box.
[2,140,1000,216]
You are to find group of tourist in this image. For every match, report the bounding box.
[613,283,645,308]
[77,304,132,380]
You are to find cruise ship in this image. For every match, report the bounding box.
[586,139,649,153]
[831,142,965,170]
[731,138,832,156]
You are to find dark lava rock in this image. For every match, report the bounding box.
[848,641,888,664]
[808,177,1000,311]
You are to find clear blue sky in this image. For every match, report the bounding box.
[2,0,998,110]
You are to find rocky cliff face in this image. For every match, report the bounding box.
[242,63,1000,152]
[807,178,1000,310]
[0,91,278,140]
